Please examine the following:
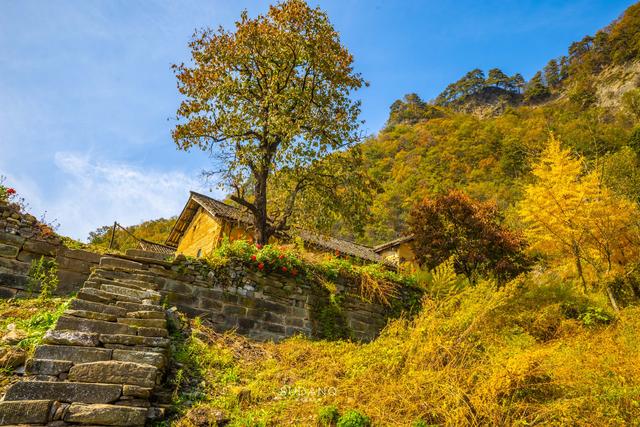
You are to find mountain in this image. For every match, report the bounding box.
[354,2,640,245]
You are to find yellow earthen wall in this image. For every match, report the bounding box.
[176,208,222,257]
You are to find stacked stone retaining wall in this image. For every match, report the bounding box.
[0,201,100,298]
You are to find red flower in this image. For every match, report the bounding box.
[335,250,340,256]
[251,255,257,261]
[257,262,264,270]
[291,268,298,276]
[256,244,263,249]
[281,266,288,273]
[6,188,16,195]
[278,254,284,259]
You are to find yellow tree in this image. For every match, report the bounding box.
[518,135,640,298]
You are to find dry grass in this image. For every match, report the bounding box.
[169,276,640,426]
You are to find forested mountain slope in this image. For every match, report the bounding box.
[356,2,640,245]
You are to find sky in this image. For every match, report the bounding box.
[0,0,635,240]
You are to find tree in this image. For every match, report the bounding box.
[543,59,560,88]
[487,68,510,90]
[523,71,550,103]
[509,73,526,93]
[518,135,640,294]
[172,0,366,244]
[409,190,529,282]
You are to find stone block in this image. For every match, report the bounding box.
[100,257,146,271]
[67,309,118,322]
[70,298,128,317]
[122,384,152,398]
[0,232,25,247]
[0,256,29,274]
[117,318,166,329]
[3,381,122,403]
[25,358,74,376]
[222,305,247,316]
[112,349,165,368]
[99,334,169,348]
[61,247,101,263]
[56,255,92,274]
[0,399,52,425]
[136,327,168,338]
[0,271,29,290]
[101,284,160,302]
[68,361,158,388]
[43,329,100,347]
[64,403,147,426]
[23,239,58,256]
[115,301,163,312]
[35,344,112,363]
[163,279,193,294]
[0,243,19,258]
[126,310,165,319]
[55,316,135,335]
[0,286,17,299]
[262,322,285,334]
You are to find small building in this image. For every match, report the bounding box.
[165,191,385,264]
[373,235,418,269]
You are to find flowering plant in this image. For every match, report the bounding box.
[0,184,17,202]
[208,239,305,277]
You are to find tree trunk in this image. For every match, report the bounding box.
[573,242,588,292]
[606,285,620,313]
[253,168,270,245]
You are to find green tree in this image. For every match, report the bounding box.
[543,59,560,88]
[523,71,550,103]
[172,0,366,244]
[487,68,510,89]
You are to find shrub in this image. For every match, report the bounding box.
[27,256,59,300]
[317,405,340,426]
[336,410,371,427]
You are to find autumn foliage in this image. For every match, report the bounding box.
[409,190,529,282]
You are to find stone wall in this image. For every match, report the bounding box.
[116,251,418,342]
[0,201,100,298]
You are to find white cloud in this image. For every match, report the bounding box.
[46,152,221,241]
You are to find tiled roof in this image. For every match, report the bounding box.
[373,235,415,253]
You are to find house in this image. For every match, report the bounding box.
[373,235,418,269]
[165,191,385,263]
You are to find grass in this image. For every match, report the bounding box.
[0,296,71,394]
[164,271,640,426]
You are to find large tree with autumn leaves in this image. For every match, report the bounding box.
[518,135,640,300]
[172,0,366,244]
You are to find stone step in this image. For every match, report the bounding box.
[68,361,158,388]
[136,327,169,338]
[79,287,141,304]
[126,310,165,319]
[64,402,147,426]
[111,349,165,368]
[99,334,169,348]
[117,317,166,329]
[0,400,53,425]
[35,344,112,364]
[3,381,122,404]
[66,308,118,322]
[25,358,73,376]
[100,284,161,303]
[99,256,147,271]
[86,276,157,292]
[43,330,100,347]
[69,298,128,317]
[115,301,163,313]
[55,316,135,336]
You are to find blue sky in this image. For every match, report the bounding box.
[0,0,634,240]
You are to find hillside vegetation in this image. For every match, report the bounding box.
[159,4,640,426]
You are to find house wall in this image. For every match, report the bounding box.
[379,243,418,269]
[176,208,222,257]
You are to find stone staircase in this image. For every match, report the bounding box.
[0,254,171,426]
